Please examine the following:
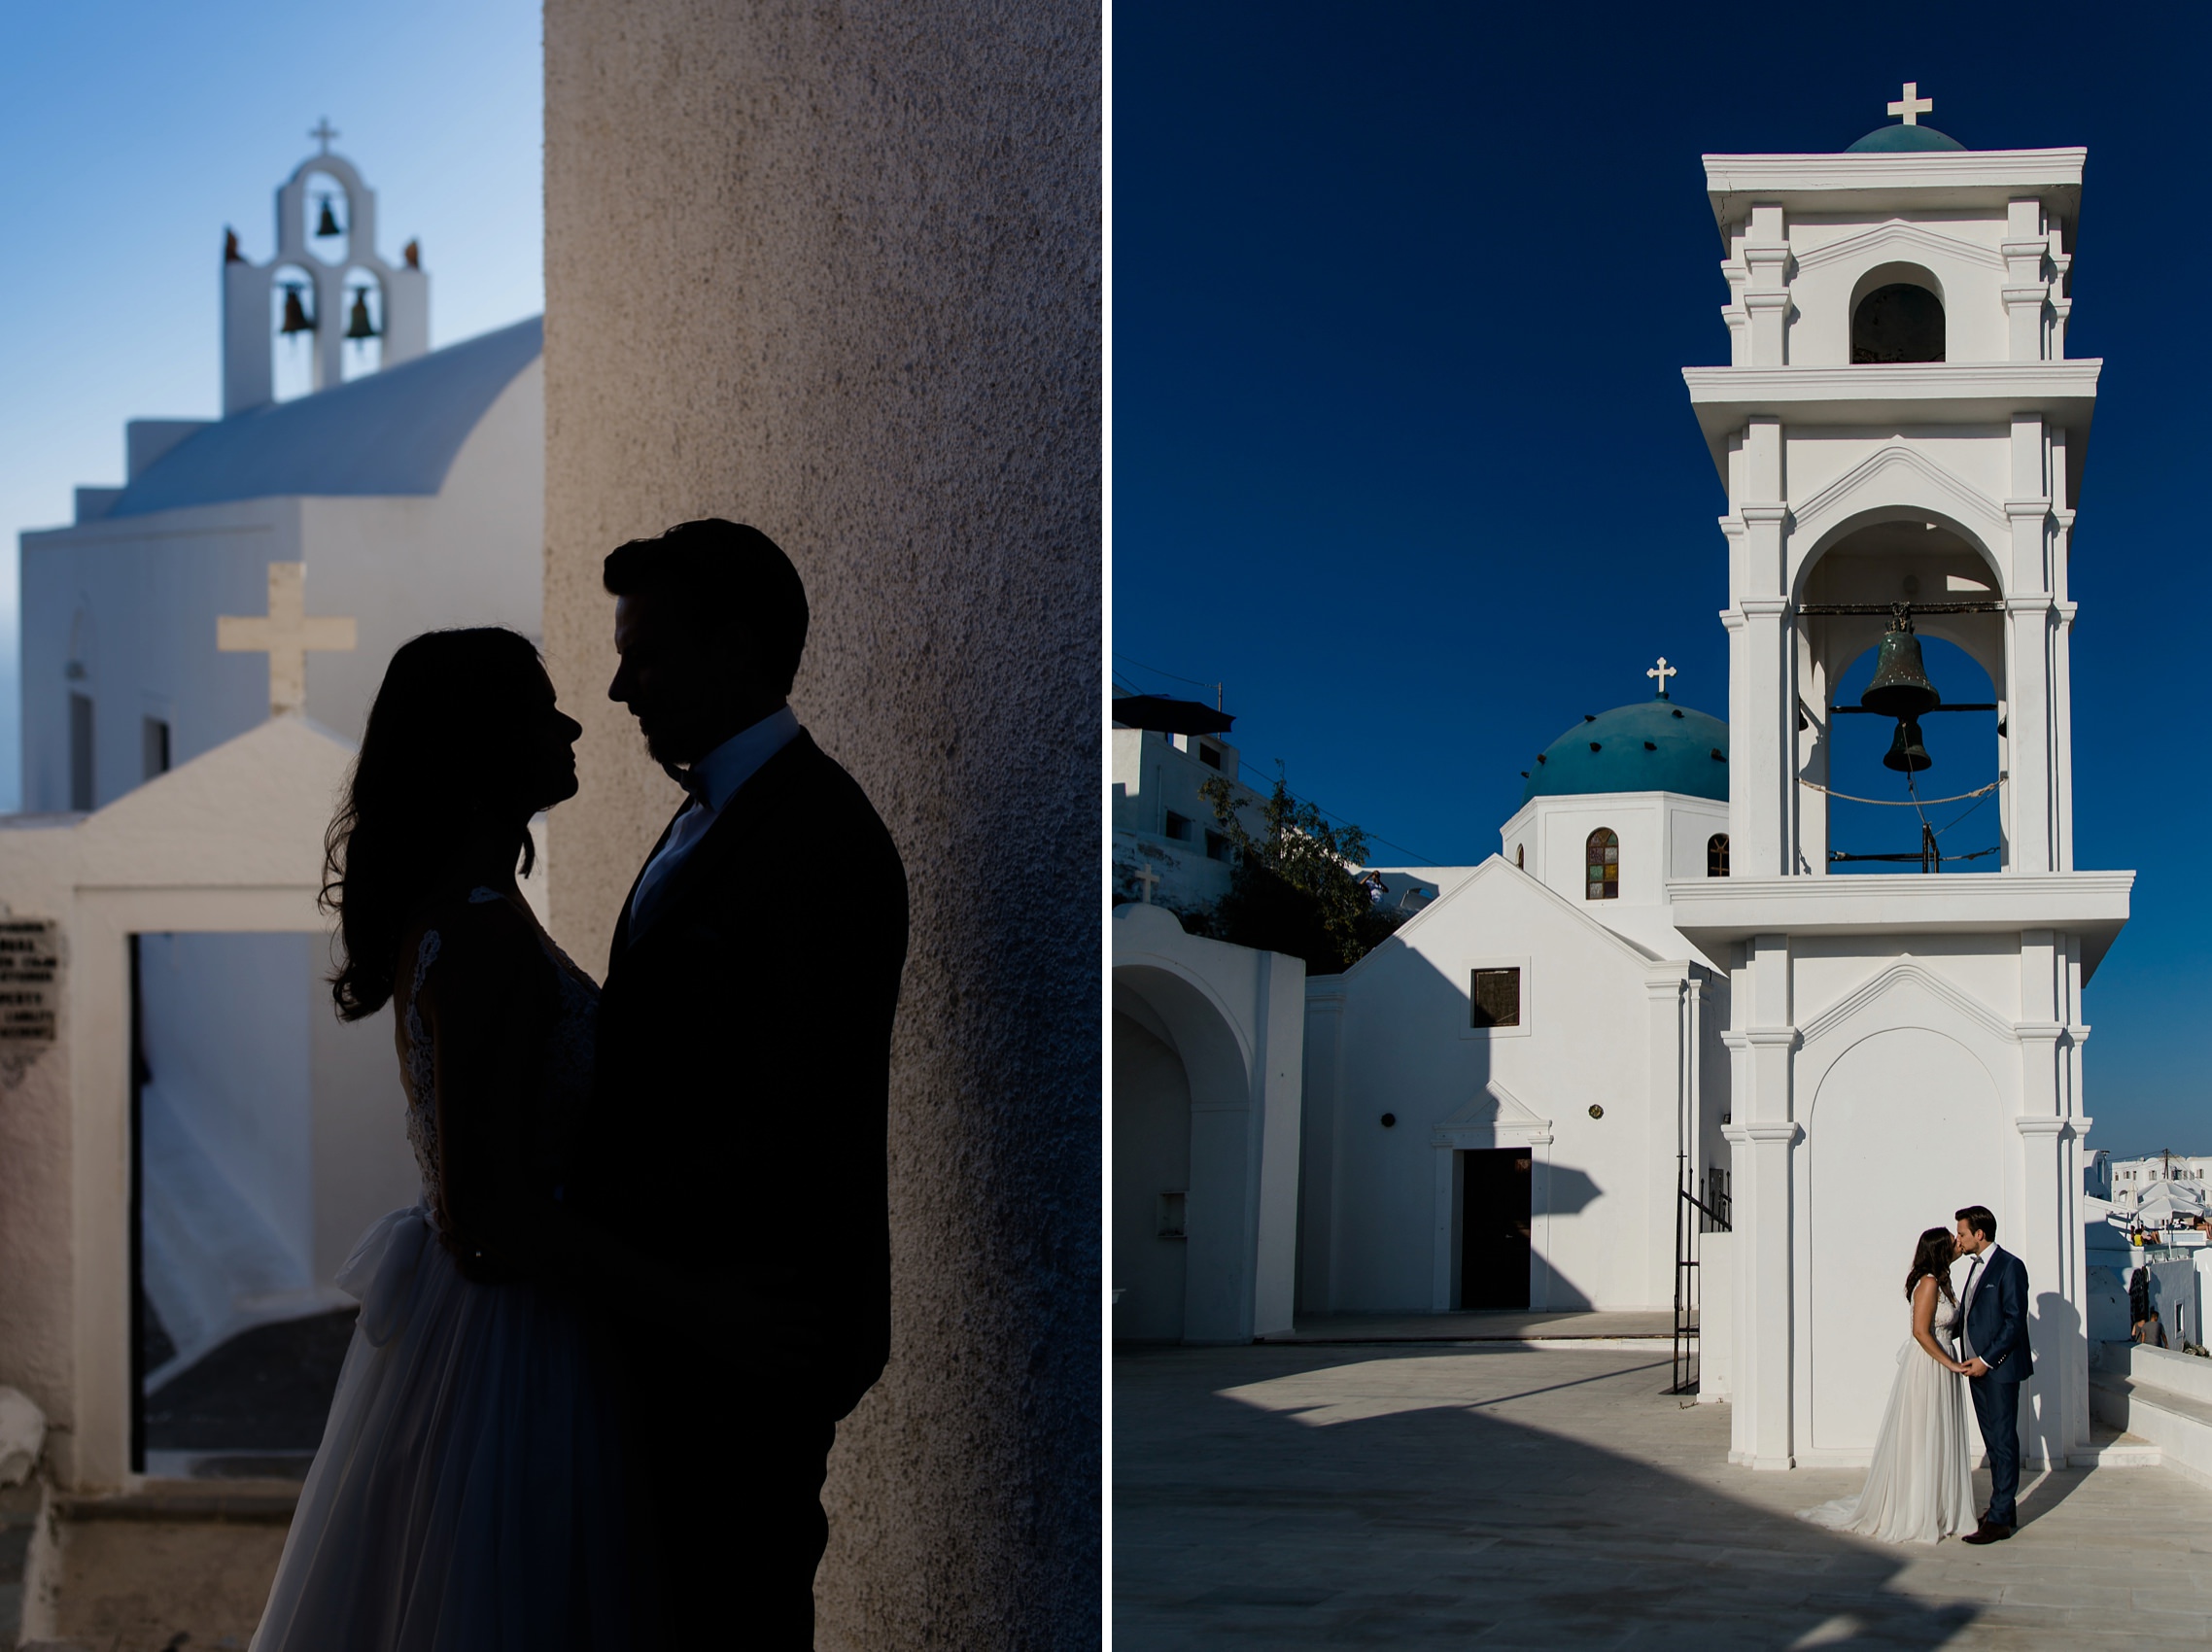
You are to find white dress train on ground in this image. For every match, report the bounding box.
[251,895,636,1650]
[1798,1290,1976,1545]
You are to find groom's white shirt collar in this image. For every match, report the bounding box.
[627,706,802,935]
[681,704,802,812]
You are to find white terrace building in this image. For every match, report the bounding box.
[1111,693,1262,911]
[2112,1154,2212,1218]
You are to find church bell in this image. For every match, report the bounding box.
[279,286,315,335]
[314,196,343,238]
[344,288,379,340]
[1883,716,1933,774]
[1859,619,1942,720]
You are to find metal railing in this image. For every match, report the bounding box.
[1671,1167,1732,1396]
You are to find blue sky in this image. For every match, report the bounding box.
[1113,5,2212,1157]
[0,0,544,808]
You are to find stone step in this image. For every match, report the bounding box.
[2091,1360,2212,1487]
[2068,1426,2162,1468]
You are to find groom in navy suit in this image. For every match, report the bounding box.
[1954,1204,2032,1543]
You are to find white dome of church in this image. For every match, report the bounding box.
[109,316,540,518]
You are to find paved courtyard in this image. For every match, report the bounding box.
[1116,1341,2212,1648]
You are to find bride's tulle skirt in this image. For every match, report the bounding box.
[1798,1338,1976,1545]
[251,1205,640,1650]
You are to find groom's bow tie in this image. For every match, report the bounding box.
[660,759,712,807]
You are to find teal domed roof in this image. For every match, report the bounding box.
[1846,123,1965,154]
[1523,697,1729,805]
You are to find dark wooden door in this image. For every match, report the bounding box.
[1460,1149,1533,1309]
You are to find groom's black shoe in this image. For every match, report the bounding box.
[1959,1521,2015,1545]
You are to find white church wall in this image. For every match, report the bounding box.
[1316,863,1691,1314]
[1780,428,2014,528]
[1781,213,2012,366]
[297,357,546,743]
[19,350,543,818]
[1786,933,2022,1034]
[20,500,305,812]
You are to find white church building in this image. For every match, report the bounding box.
[0,134,543,1480]
[1115,89,2134,1484]
[1301,671,1733,1321]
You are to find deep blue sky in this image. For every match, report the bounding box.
[1112,5,2212,1157]
[0,1,543,809]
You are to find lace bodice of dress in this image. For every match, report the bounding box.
[1929,1288,1961,1342]
[397,888,599,1221]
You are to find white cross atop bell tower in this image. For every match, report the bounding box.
[1662,98,2132,1488]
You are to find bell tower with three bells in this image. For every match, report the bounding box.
[1666,89,2133,1477]
[220,119,431,414]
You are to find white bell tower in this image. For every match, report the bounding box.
[1667,89,2133,1474]
[221,120,431,414]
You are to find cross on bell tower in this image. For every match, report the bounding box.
[217,563,357,717]
[1885,82,1933,126]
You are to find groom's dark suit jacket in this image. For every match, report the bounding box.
[1963,1246,2032,1384]
[582,729,909,1419]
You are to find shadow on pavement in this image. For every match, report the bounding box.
[1116,1343,1987,1649]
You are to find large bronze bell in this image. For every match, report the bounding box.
[279,285,315,334]
[315,196,343,238]
[344,287,379,340]
[1860,619,1942,719]
[1884,716,1932,774]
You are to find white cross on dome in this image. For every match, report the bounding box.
[1886,82,1933,126]
[1646,657,1677,699]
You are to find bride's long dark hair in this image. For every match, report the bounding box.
[322,628,556,1020]
[1905,1226,1957,1304]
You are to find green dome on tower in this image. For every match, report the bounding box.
[1846,123,1965,153]
[1523,695,1730,806]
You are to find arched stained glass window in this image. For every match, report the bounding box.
[1585,828,1619,900]
[1708,833,1730,878]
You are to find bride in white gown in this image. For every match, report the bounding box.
[1800,1225,1977,1545]
[252,630,643,1649]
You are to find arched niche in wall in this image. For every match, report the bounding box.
[1850,262,1945,363]
[1805,1022,2001,1454]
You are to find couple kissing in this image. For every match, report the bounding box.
[1801,1205,2032,1546]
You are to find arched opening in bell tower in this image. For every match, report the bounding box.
[339,269,385,382]
[269,263,319,402]
[299,169,353,267]
[1796,517,2007,874]
[1849,263,1945,363]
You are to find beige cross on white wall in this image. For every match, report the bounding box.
[218,562,357,717]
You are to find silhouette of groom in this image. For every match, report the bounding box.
[581,519,909,1643]
[1954,1203,2032,1544]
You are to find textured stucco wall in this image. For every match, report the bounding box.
[541,5,1098,1645]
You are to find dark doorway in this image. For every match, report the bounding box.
[1460,1149,1533,1309]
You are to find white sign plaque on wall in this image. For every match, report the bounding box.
[0,918,61,1084]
